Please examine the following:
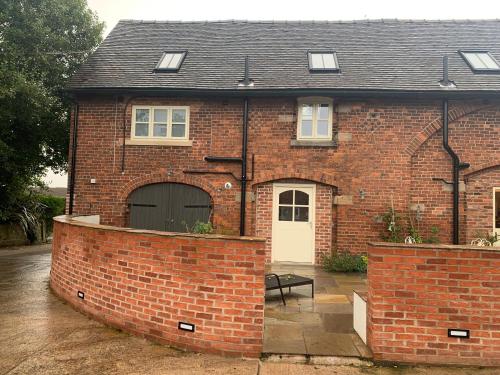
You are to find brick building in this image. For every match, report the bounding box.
[67,20,500,263]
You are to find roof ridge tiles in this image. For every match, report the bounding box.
[116,18,500,25]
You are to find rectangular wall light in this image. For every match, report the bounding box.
[77,291,85,299]
[178,322,195,332]
[448,329,470,338]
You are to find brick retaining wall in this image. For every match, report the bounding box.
[50,215,266,357]
[367,242,500,366]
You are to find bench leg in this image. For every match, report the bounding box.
[312,281,314,299]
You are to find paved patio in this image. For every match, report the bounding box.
[264,263,371,358]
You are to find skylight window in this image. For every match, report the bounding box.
[308,52,339,72]
[460,51,500,73]
[156,51,187,71]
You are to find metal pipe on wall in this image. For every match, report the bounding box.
[240,97,249,236]
[68,103,79,215]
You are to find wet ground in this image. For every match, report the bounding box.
[0,244,497,374]
[264,264,370,357]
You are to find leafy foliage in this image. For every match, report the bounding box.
[322,251,368,273]
[0,0,103,221]
[378,204,441,244]
[37,194,65,232]
[380,206,404,243]
[191,221,214,234]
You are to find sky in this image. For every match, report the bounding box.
[43,0,500,187]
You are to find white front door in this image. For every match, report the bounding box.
[272,184,315,263]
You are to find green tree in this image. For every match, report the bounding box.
[0,0,103,221]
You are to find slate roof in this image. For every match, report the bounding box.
[68,19,500,94]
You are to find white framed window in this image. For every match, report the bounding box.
[460,51,500,73]
[297,97,333,140]
[308,51,339,72]
[131,106,189,141]
[155,51,187,71]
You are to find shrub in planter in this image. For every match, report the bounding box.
[323,251,367,273]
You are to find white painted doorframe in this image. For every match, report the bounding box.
[271,183,315,264]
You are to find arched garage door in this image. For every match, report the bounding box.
[127,183,212,233]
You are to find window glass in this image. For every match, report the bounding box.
[172,109,186,123]
[298,102,331,140]
[294,207,309,222]
[133,107,189,140]
[135,123,149,137]
[135,109,149,123]
[311,53,324,69]
[322,53,337,69]
[279,190,293,205]
[158,52,185,70]
[462,52,500,71]
[317,104,329,119]
[479,53,499,69]
[278,189,310,222]
[301,104,313,118]
[154,109,167,123]
[295,191,309,205]
[279,206,293,221]
[464,53,487,69]
[171,123,186,138]
[153,123,167,137]
[309,52,338,70]
[301,120,313,137]
[317,120,329,136]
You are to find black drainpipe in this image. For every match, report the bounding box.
[121,96,139,173]
[240,97,249,236]
[441,56,469,244]
[68,103,79,215]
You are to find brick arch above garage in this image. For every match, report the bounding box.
[118,170,219,204]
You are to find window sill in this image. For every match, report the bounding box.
[125,139,193,146]
[290,139,337,147]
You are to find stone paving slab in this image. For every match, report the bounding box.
[264,264,369,358]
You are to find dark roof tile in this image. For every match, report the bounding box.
[68,19,500,92]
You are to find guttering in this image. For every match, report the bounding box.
[65,87,500,99]
[68,103,79,215]
[441,56,470,244]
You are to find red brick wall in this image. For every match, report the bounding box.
[50,215,266,357]
[255,182,333,263]
[69,95,500,254]
[367,242,500,366]
[465,168,500,242]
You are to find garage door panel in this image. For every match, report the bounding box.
[128,183,211,233]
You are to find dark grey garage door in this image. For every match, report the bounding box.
[127,183,211,233]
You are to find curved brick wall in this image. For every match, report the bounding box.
[368,242,500,366]
[50,215,266,357]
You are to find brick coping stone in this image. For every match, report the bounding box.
[369,241,500,252]
[54,215,266,242]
